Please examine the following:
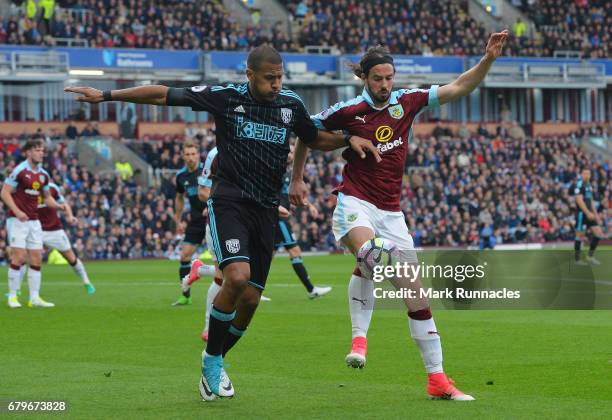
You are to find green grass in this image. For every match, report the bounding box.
[2,255,611,419]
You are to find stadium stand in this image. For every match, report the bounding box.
[3,0,296,51]
[513,0,610,58]
[2,0,607,57]
[281,0,610,57]
[1,124,609,262]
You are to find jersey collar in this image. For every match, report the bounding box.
[361,88,399,110]
[26,159,42,172]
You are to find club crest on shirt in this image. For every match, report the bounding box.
[388,104,404,119]
[347,213,358,223]
[281,108,292,124]
[226,239,240,254]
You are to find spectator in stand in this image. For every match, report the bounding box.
[65,120,78,139]
[513,18,527,38]
[80,122,95,137]
[115,155,133,182]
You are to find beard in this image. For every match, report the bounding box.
[373,91,390,104]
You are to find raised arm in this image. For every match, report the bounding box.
[438,30,508,105]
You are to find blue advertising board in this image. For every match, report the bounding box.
[0,45,200,71]
[208,51,337,74]
[0,45,609,76]
[344,54,465,74]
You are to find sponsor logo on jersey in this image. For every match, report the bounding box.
[388,104,404,119]
[226,239,240,254]
[377,137,404,153]
[26,181,42,195]
[235,116,287,144]
[375,125,394,143]
[281,108,292,124]
[191,85,207,92]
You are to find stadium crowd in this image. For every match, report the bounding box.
[2,0,608,57]
[0,125,609,263]
[513,0,610,58]
[3,0,297,52]
[282,0,610,57]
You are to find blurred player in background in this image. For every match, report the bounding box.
[275,145,331,299]
[2,139,66,308]
[181,146,225,341]
[172,140,216,306]
[292,31,509,400]
[38,181,95,294]
[574,168,602,265]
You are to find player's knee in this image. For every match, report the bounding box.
[27,251,42,266]
[180,250,192,261]
[10,253,25,266]
[222,265,250,289]
[288,246,301,258]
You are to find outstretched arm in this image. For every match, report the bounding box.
[438,30,508,105]
[64,85,170,105]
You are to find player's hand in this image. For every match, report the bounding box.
[175,220,185,234]
[289,179,309,206]
[586,212,596,221]
[67,216,78,225]
[308,203,319,219]
[202,208,208,218]
[15,210,28,222]
[349,136,382,162]
[278,205,290,219]
[64,86,104,103]
[485,30,509,60]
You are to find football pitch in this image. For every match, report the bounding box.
[2,254,611,419]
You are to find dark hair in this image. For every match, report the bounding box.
[22,138,44,152]
[348,45,394,77]
[247,45,283,71]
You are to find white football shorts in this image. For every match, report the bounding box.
[6,217,43,250]
[332,193,415,250]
